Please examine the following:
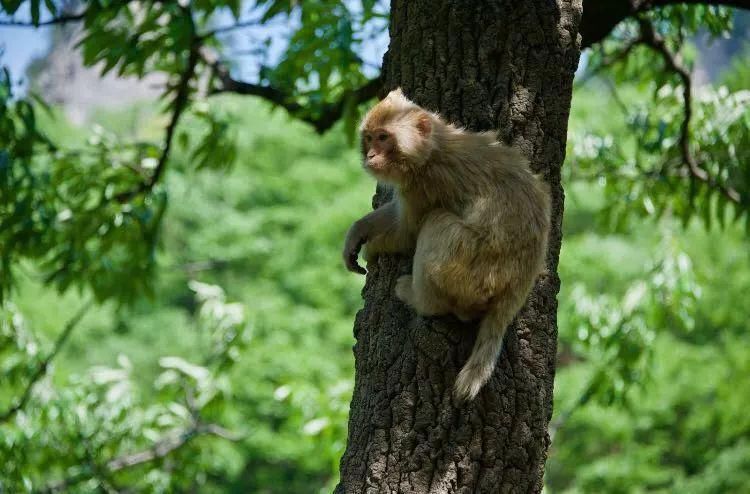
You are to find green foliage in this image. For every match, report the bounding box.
[575,7,750,233]
[719,43,750,92]
[0,0,385,302]
[156,100,364,491]
[548,181,750,493]
[568,85,750,233]
[261,0,381,95]
[547,32,750,491]
[561,244,699,409]
[648,4,733,39]
[586,5,733,82]
[0,79,167,302]
[2,97,367,491]
[0,65,239,303]
[79,2,195,79]
[1,281,250,492]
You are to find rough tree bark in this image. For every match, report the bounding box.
[336,1,582,493]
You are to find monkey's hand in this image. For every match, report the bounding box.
[343,220,368,275]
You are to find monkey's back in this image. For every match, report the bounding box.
[450,143,550,297]
[403,129,550,299]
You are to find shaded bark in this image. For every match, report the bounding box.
[336,1,582,493]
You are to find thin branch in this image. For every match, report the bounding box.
[104,422,242,471]
[41,421,241,493]
[203,49,381,134]
[0,299,93,423]
[116,9,199,202]
[602,77,631,118]
[178,258,233,273]
[78,432,124,494]
[636,16,742,205]
[0,13,84,27]
[199,422,243,441]
[576,36,641,88]
[106,425,194,471]
[151,48,198,189]
[580,0,750,49]
[198,17,263,40]
[549,379,596,443]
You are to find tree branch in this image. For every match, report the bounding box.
[581,0,750,48]
[0,13,84,27]
[104,422,240,471]
[575,37,641,87]
[150,47,198,189]
[197,17,263,40]
[635,16,742,204]
[41,421,241,493]
[549,377,597,443]
[0,299,93,423]
[116,8,199,202]
[203,50,381,134]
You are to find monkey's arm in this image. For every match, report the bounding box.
[343,200,412,274]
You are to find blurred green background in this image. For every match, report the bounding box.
[1,2,750,493]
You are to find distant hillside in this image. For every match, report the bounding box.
[26,22,164,125]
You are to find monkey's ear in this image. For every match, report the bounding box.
[386,88,407,103]
[416,113,432,137]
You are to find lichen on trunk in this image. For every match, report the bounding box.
[336,1,582,492]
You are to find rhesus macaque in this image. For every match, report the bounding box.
[343,89,550,402]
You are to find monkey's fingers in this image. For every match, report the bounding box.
[347,252,367,275]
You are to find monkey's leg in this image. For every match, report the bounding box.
[394,274,451,316]
[410,210,494,317]
[394,209,473,316]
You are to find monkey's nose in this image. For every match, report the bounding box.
[367,150,377,159]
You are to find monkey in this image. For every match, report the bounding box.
[343,88,550,402]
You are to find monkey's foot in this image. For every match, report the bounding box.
[394,275,415,307]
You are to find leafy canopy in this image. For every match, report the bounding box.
[573,6,750,233]
[0,0,386,302]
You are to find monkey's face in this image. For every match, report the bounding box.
[360,117,432,184]
[359,89,435,184]
[362,129,397,173]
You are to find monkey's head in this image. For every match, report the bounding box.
[359,88,435,184]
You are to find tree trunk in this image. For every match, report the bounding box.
[336,1,582,492]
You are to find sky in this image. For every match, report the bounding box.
[0,26,50,83]
[0,3,389,92]
[1,2,55,85]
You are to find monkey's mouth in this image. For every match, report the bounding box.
[365,160,388,171]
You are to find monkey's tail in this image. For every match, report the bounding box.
[453,300,517,402]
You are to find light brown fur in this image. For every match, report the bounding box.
[343,89,550,401]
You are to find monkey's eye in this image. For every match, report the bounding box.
[364,134,372,142]
[377,133,389,142]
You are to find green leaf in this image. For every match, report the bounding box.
[1,0,24,14]
[29,0,39,26]
[158,356,210,381]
